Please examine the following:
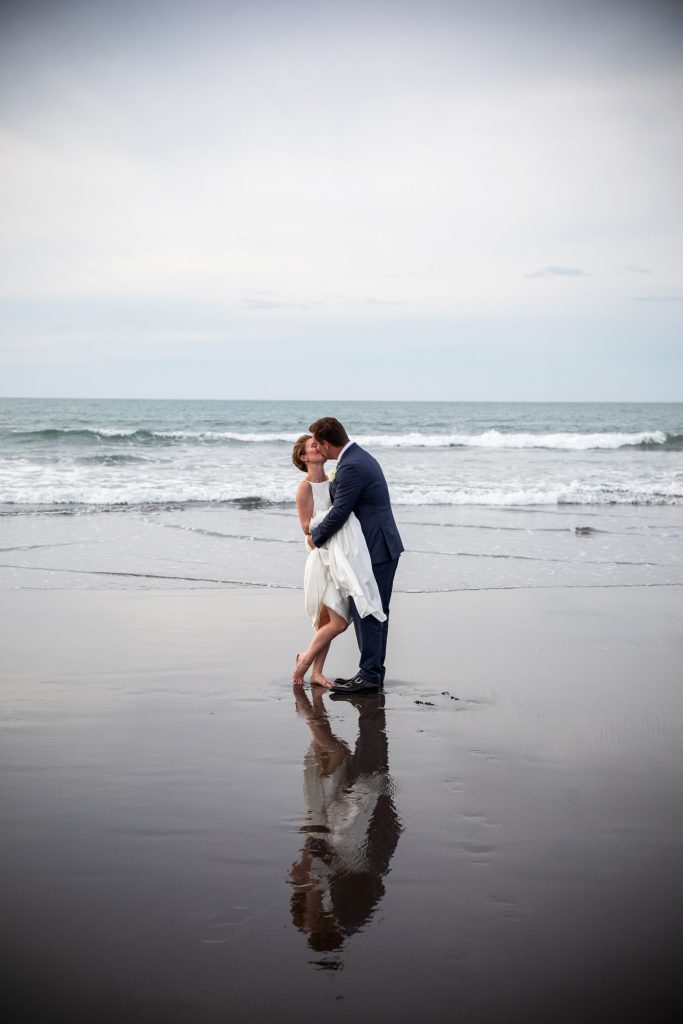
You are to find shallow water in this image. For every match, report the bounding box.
[1,502,682,593]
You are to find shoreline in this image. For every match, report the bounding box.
[2,500,681,595]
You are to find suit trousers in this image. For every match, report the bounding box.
[350,557,400,686]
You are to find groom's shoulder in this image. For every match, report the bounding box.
[346,443,382,473]
[345,442,371,464]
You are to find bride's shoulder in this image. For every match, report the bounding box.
[295,478,312,499]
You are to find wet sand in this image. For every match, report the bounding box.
[2,586,682,1023]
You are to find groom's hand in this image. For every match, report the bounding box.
[306,534,315,549]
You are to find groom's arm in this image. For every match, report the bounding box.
[310,464,363,547]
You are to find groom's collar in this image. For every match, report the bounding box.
[337,440,354,463]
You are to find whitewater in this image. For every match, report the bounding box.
[0,397,681,510]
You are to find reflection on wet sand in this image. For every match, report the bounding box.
[289,686,402,969]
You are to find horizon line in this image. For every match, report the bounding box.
[1,395,681,405]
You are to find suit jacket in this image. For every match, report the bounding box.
[311,443,404,565]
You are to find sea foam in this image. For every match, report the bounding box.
[3,428,670,450]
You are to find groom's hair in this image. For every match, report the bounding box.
[309,417,349,448]
[292,434,312,472]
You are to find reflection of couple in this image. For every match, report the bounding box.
[289,686,402,958]
[292,417,403,694]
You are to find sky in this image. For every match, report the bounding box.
[1,0,681,401]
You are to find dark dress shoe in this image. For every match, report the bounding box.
[334,674,384,691]
[330,675,380,694]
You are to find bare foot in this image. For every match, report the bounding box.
[310,673,334,689]
[293,653,311,685]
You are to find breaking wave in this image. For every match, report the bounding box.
[2,479,682,511]
[3,427,678,450]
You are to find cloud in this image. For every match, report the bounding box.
[621,264,651,275]
[524,266,593,279]
[0,0,682,399]
[243,298,322,311]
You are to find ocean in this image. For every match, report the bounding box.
[1,397,682,592]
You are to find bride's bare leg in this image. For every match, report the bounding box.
[309,609,332,687]
[310,641,332,687]
[293,608,348,686]
[294,607,329,685]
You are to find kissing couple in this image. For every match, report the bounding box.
[292,417,403,695]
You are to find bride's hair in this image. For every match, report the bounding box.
[292,434,312,472]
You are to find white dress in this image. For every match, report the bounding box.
[302,743,385,873]
[303,480,387,629]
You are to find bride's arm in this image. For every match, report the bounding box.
[310,464,361,547]
[295,480,314,534]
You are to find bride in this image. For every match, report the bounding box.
[291,434,386,688]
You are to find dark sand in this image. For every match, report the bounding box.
[2,586,682,1023]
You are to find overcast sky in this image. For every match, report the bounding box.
[1,0,681,400]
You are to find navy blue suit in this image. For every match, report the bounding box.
[311,443,403,686]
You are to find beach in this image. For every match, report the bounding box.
[3,0,683,1012]
[2,398,682,1020]
[2,582,681,1023]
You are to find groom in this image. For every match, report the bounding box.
[306,417,403,694]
